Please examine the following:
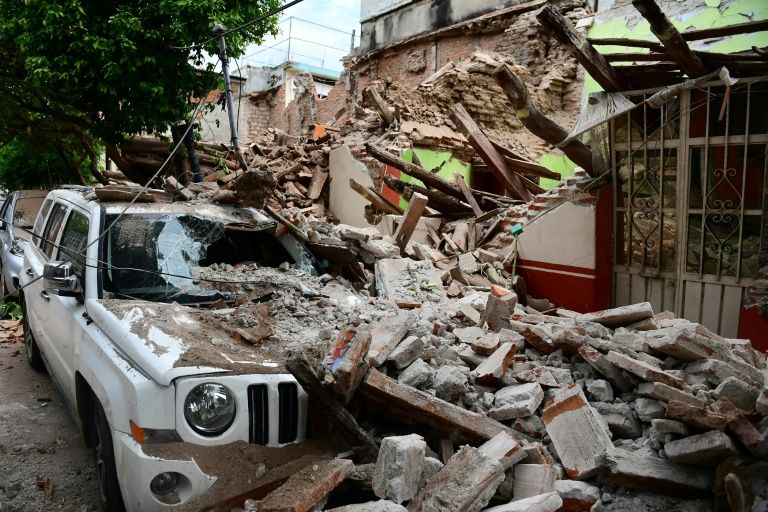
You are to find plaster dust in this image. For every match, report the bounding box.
[99,264,391,374]
[142,440,330,512]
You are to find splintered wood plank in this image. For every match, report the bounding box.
[454,173,484,217]
[492,64,596,175]
[451,103,532,201]
[535,4,624,92]
[258,459,354,512]
[631,0,708,77]
[349,178,402,215]
[364,86,395,126]
[307,169,329,199]
[394,192,429,250]
[361,368,529,442]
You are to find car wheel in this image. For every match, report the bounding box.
[91,398,126,512]
[20,294,44,372]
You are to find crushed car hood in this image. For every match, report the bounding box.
[86,299,289,386]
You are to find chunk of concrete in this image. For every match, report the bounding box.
[432,365,469,401]
[387,336,424,370]
[489,383,544,420]
[592,401,642,439]
[368,311,416,367]
[634,398,666,422]
[541,385,613,479]
[712,376,759,412]
[665,400,728,430]
[650,418,689,436]
[472,332,501,356]
[598,450,714,495]
[607,351,686,389]
[757,370,768,415]
[420,457,443,487]
[635,382,706,408]
[586,379,614,402]
[578,302,654,328]
[554,480,600,511]
[372,434,426,503]
[512,464,557,500]
[663,430,739,466]
[326,501,408,512]
[483,492,563,512]
[398,358,434,390]
[453,326,485,345]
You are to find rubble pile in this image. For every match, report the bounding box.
[284,295,768,512]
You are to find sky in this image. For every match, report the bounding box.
[238,0,362,72]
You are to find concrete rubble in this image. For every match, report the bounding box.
[92,31,768,512]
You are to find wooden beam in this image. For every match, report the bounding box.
[681,18,768,41]
[454,174,484,217]
[394,192,429,250]
[366,143,501,210]
[258,459,354,512]
[631,0,708,77]
[588,37,666,51]
[519,174,546,195]
[349,178,403,215]
[605,52,669,62]
[535,4,624,92]
[383,175,473,216]
[492,64,597,176]
[364,86,395,126]
[286,354,378,462]
[360,368,531,443]
[451,103,533,201]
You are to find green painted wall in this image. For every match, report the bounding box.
[401,147,472,208]
[538,154,577,189]
[584,0,768,96]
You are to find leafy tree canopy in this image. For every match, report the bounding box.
[0,0,281,186]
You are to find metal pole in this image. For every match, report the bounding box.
[350,29,355,52]
[287,17,292,62]
[213,24,248,172]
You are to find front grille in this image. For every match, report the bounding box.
[247,384,269,445]
[278,383,299,444]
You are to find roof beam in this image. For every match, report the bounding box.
[682,18,768,41]
[631,0,708,77]
[535,4,624,92]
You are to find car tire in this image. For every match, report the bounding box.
[20,294,44,372]
[91,398,126,512]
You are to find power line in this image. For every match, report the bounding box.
[278,16,361,39]
[170,0,306,51]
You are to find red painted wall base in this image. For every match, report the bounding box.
[738,307,768,354]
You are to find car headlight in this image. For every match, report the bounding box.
[184,383,236,436]
[10,237,26,256]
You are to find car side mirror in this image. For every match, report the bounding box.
[44,261,80,297]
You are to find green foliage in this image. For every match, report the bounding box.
[0,0,281,187]
[0,301,22,321]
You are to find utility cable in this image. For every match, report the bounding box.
[170,0,306,52]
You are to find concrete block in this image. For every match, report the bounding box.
[326,501,408,512]
[634,398,666,422]
[578,302,654,328]
[712,376,759,411]
[475,342,516,384]
[686,358,762,389]
[598,450,713,495]
[650,418,689,436]
[635,382,706,408]
[420,456,443,487]
[489,383,544,420]
[586,379,614,402]
[483,492,563,512]
[408,445,504,512]
[432,365,469,402]
[512,464,557,500]
[372,434,426,503]
[387,335,424,370]
[663,430,739,466]
[398,358,434,390]
[472,332,501,355]
[453,326,485,345]
[541,385,613,479]
[554,480,600,511]
[592,402,642,439]
[665,400,728,430]
[607,351,686,389]
[513,367,559,387]
[368,311,416,367]
[577,345,635,393]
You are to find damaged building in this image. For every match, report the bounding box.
[77,0,768,510]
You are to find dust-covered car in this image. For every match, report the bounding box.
[0,189,48,296]
[18,188,365,511]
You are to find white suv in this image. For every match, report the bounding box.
[20,189,313,511]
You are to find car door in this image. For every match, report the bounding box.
[0,194,14,283]
[38,207,90,403]
[23,201,68,372]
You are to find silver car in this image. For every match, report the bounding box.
[0,190,49,297]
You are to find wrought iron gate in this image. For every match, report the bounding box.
[611,78,768,337]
